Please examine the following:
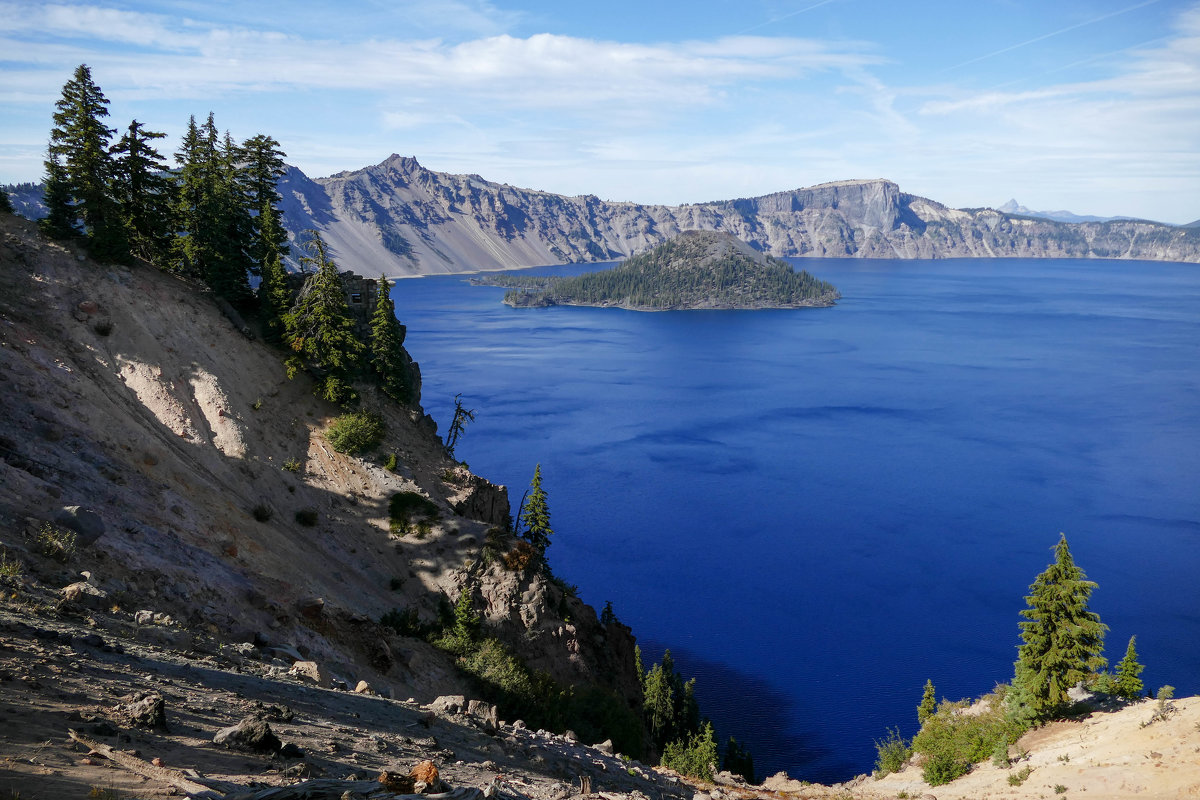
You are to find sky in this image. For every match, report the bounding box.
[2,0,1198,223]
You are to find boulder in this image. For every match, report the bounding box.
[288,660,329,686]
[430,695,466,715]
[592,739,614,756]
[466,699,498,728]
[61,580,107,609]
[53,506,106,546]
[214,716,281,752]
[118,692,167,730]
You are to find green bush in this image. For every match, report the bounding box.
[661,722,718,781]
[873,727,912,778]
[326,411,384,454]
[383,452,398,472]
[35,522,76,562]
[389,491,440,535]
[281,457,302,473]
[294,508,318,527]
[912,690,1028,787]
[1008,765,1033,786]
[251,503,273,522]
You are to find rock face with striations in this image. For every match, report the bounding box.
[275,155,1200,275]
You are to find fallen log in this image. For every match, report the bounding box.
[67,728,230,798]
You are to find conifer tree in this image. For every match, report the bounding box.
[172,114,217,279]
[722,736,755,783]
[0,188,12,215]
[43,64,126,260]
[172,114,253,303]
[520,464,553,553]
[236,133,289,274]
[918,679,937,725]
[284,230,363,405]
[369,275,413,403]
[1012,534,1107,720]
[257,202,293,344]
[40,154,76,238]
[1113,635,1145,700]
[110,120,173,264]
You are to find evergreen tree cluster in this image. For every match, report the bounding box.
[894,533,1152,787]
[639,648,755,783]
[40,65,291,312]
[282,232,415,407]
[39,65,415,410]
[485,232,839,310]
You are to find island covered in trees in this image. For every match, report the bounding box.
[473,230,841,311]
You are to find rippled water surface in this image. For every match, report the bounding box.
[392,257,1200,783]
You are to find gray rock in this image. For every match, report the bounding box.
[431,694,466,715]
[134,610,154,625]
[214,716,281,752]
[592,739,614,756]
[467,699,498,728]
[120,692,167,730]
[53,505,105,546]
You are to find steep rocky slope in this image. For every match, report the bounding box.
[0,210,637,720]
[276,156,1200,275]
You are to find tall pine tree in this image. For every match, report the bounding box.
[43,64,127,260]
[284,230,363,405]
[110,119,173,264]
[236,134,289,274]
[172,114,253,303]
[1012,534,1107,720]
[257,202,293,344]
[520,463,553,554]
[368,275,412,403]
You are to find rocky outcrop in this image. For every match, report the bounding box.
[276,156,1200,275]
[0,212,632,719]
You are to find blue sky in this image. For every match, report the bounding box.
[2,0,1198,222]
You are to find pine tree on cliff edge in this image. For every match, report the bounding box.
[1011,533,1107,721]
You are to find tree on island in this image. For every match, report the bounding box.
[1010,534,1107,721]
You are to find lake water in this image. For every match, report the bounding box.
[392,257,1200,783]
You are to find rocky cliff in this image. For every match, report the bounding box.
[276,156,1200,275]
[0,211,638,716]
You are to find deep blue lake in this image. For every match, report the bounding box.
[392,257,1200,784]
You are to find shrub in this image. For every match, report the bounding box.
[1054,785,1067,794]
[383,452,398,472]
[380,607,428,638]
[93,319,113,336]
[281,457,302,473]
[294,508,318,527]
[923,750,971,786]
[1008,765,1033,786]
[0,549,24,582]
[389,491,440,535]
[661,721,718,781]
[35,522,76,562]
[1142,686,1176,727]
[873,727,911,778]
[912,691,1027,787]
[503,540,537,571]
[251,504,273,522]
[326,411,384,455]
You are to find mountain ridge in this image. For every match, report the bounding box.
[273,156,1200,275]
